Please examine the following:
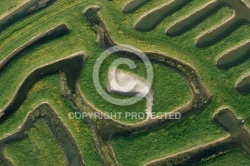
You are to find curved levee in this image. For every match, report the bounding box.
[217,41,250,69]
[0,103,85,166]
[0,0,56,33]
[0,23,69,70]
[167,1,223,37]
[236,74,250,94]
[145,108,250,166]
[134,0,191,32]
[83,6,211,139]
[196,0,250,47]
[123,0,250,48]
[146,137,233,166]
[0,52,86,121]
[196,17,248,47]
[122,0,151,14]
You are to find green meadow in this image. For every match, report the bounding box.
[0,0,249,165]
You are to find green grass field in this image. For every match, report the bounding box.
[0,0,249,165]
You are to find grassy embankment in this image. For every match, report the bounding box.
[0,0,249,165]
[107,0,250,165]
[0,75,102,165]
[0,0,191,124]
[0,0,23,15]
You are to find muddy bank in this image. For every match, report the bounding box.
[0,53,86,121]
[197,17,248,47]
[196,0,250,47]
[165,0,250,46]
[0,0,56,33]
[214,108,250,154]
[123,0,151,14]
[167,1,224,37]
[236,74,250,94]
[217,41,250,69]
[135,0,191,32]
[0,23,69,70]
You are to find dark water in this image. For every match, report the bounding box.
[123,0,151,13]
[135,0,191,32]
[217,42,250,69]
[237,75,250,94]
